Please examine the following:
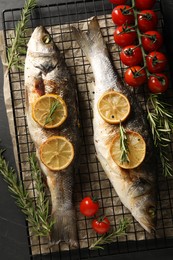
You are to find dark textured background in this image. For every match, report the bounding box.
[0,1,172,259]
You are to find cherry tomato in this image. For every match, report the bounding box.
[146,51,167,73]
[112,5,134,26]
[141,31,163,52]
[148,73,169,93]
[138,10,158,33]
[109,0,127,5]
[92,217,110,234]
[114,25,137,47]
[124,66,147,87]
[120,45,142,66]
[135,0,156,10]
[80,197,99,217]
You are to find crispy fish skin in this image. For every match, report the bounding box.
[72,17,157,233]
[25,26,80,247]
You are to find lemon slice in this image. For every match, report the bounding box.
[32,94,67,128]
[40,136,74,171]
[98,91,130,124]
[110,130,146,169]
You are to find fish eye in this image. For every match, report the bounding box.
[148,207,156,219]
[42,34,52,44]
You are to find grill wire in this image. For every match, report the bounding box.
[2,0,173,259]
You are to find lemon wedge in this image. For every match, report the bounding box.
[32,94,67,128]
[40,136,74,171]
[110,130,146,169]
[97,91,130,124]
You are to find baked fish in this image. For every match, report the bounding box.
[25,26,80,246]
[72,17,157,233]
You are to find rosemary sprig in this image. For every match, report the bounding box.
[44,100,60,126]
[7,0,37,70]
[146,94,173,176]
[0,148,54,237]
[29,153,54,236]
[119,123,130,164]
[89,218,130,250]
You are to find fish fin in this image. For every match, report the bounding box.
[71,16,108,63]
[50,209,78,248]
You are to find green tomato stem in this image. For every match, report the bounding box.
[131,0,151,78]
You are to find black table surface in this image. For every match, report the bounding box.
[0,0,173,259]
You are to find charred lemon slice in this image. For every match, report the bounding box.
[98,91,130,124]
[40,136,74,171]
[32,94,67,129]
[110,130,146,169]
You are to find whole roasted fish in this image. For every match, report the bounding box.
[25,26,80,246]
[72,17,157,233]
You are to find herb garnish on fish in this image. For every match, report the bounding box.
[0,149,54,237]
[119,123,130,164]
[44,100,60,126]
[89,218,130,250]
[147,94,173,176]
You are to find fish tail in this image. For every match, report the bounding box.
[50,208,78,248]
[72,16,108,63]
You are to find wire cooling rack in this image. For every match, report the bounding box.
[2,0,173,259]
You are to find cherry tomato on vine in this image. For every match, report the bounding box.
[141,31,163,52]
[146,51,167,73]
[124,66,147,87]
[80,197,99,217]
[92,217,110,234]
[135,0,156,10]
[109,0,127,5]
[114,25,137,47]
[120,45,142,66]
[148,73,169,93]
[112,5,134,26]
[138,10,158,33]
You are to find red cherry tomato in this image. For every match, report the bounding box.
[138,10,158,33]
[120,45,142,66]
[112,5,134,26]
[124,66,147,87]
[146,51,167,73]
[92,217,110,234]
[80,197,99,217]
[135,0,156,10]
[109,0,127,5]
[148,73,169,93]
[141,31,163,52]
[114,25,137,47]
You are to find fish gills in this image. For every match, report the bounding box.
[72,17,157,233]
[25,26,80,247]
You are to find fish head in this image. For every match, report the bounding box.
[128,171,157,233]
[28,26,55,54]
[27,26,59,73]
[133,194,156,233]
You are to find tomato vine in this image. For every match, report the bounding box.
[110,0,173,176]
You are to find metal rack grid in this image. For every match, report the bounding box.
[2,0,173,259]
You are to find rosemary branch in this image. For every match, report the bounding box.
[89,218,130,250]
[7,0,37,70]
[44,100,60,126]
[29,153,54,236]
[131,0,173,177]
[119,123,130,164]
[146,94,173,176]
[0,148,54,237]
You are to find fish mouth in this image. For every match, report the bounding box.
[136,205,157,234]
[138,216,156,234]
